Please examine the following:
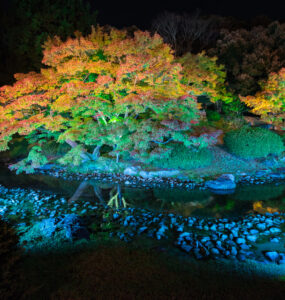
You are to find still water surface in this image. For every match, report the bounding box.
[0,166,284,219]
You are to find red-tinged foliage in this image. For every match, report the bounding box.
[0,26,209,171]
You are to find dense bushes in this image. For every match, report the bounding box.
[153,143,213,169]
[224,127,284,159]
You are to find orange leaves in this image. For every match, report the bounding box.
[42,36,97,67]
[178,52,229,101]
[240,68,285,125]
[96,75,113,86]
[51,94,75,112]
[0,25,201,156]
[253,201,279,214]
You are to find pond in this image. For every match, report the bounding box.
[0,166,284,221]
[0,165,285,267]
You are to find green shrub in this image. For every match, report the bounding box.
[206,110,221,122]
[224,126,284,159]
[42,141,71,157]
[153,144,213,169]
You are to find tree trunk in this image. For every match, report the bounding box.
[92,145,101,160]
[65,139,97,162]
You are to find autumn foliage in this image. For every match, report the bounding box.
[178,51,233,104]
[0,26,213,172]
[240,68,285,127]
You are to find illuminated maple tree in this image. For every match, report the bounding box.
[0,26,210,172]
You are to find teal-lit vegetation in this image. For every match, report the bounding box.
[224,127,284,159]
[153,144,213,169]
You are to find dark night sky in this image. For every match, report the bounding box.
[0,0,284,29]
[92,0,285,29]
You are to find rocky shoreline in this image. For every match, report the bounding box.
[0,183,284,266]
[36,163,285,193]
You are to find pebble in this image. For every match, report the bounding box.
[246,235,257,242]
[236,237,246,244]
[270,237,280,243]
[264,251,279,262]
[257,223,267,231]
[269,227,281,234]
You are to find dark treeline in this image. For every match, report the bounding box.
[151,11,285,96]
[0,0,98,86]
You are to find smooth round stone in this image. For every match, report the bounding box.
[269,227,281,234]
[270,237,280,243]
[264,251,279,262]
[211,248,220,255]
[236,237,246,244]
[231,247,238,256]
[257,223,266,231]
[245,222,253,228]
[240,244,250,250]
[237,254,246,261]
[246,235,257,242]
[201,236,210,243]
[181,244,192,253]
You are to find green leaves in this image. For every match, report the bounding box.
[10,146,48,174]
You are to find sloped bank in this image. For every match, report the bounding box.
[33,145,285,193]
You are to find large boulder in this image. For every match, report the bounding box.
[205,174,236,190]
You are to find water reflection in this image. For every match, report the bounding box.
[0,166,284,218]
[68,181,128,209]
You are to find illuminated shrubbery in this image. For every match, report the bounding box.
[152,143,213,169]
[224,127,284,159]
[240,68,285,128]
[0,26,214,172]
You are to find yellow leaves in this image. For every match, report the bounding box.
[178,52,228,101]
[240,68,285,125]
[41,115,67,131]
[51,94,74,112]
[56,60,87,76]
